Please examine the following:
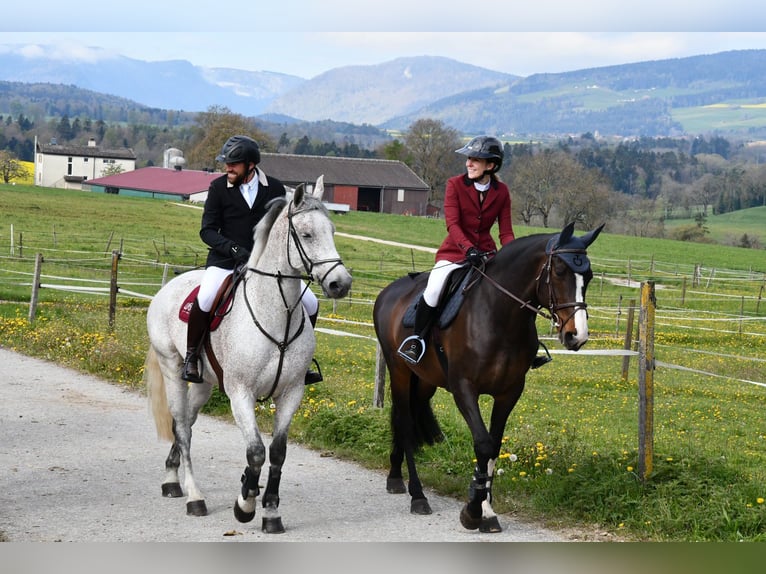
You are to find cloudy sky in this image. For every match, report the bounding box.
[3,1,766,79]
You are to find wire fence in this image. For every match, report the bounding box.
[1,236,765,393]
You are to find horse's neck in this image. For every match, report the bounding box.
[485,244,546,307]
[246,220,305,309]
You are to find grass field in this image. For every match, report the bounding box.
[0,184,764,541]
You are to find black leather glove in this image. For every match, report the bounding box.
[466,247,483,266]
[230,243,251,263]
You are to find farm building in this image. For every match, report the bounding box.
[81,152,432,215]
[258,153,431,215]
[34,137,137,189]
[84,166,218,202]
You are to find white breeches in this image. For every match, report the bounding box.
[197,266,318,316]
[423,260,462,307]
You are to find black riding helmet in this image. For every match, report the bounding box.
[216,135,261,165]
[455,136,504,174]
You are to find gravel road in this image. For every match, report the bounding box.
[0,346,569,543]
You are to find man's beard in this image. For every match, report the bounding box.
[228,171,247,187]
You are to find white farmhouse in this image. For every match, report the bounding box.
[34,136,137,189]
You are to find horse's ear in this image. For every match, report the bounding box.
[557,222,575,247]
[580,223,605,248]
[313,175,325,201]
[293,183,305,207]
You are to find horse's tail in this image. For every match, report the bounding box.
[144,346,174,442]
[392,373,443,450]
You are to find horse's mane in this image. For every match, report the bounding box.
[494,232,553,264]
[250,196,288,266]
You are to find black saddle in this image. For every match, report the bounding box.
[403,264,479,330]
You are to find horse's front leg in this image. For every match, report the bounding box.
[230,392,266,524]
[467,384,527,533]
[451,379,498,531]
[259,382,304,534]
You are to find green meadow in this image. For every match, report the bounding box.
[0,184,764,541]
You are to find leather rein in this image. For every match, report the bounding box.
[471,246,590,331]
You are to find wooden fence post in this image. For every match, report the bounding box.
[374,343,387,408]
[109,250,120,329]
[638,281,656,482]
[28,253,43,323]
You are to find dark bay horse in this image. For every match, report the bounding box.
[372,222,603,533]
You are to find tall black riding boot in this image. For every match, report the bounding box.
[397,296,437,364]
[305,311,323,385]
[181,299,209,383]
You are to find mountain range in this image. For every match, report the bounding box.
[2,45,766,138]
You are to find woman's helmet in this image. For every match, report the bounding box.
[216,135,261,165]
[455,136,504,173]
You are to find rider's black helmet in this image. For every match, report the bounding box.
[216,135,261,165]
[455,136,504,173]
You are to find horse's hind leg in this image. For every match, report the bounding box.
[161,428,183,498]
[164,379,212,516]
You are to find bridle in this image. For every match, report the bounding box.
[535,247,591,331]
[472,245,590,331]
[240,199,345,401]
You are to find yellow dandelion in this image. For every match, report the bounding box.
[757,498,764,505]
[627,466,634,472]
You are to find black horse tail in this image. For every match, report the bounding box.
[403,373,443,449]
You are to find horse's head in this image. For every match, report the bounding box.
[540,222,604,351]
[285,175,352,299]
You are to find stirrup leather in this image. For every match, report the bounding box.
[397,335,426,364]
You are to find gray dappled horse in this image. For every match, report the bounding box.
[146,176,352,533]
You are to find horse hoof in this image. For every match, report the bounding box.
[459,504,481,530]
[233,501,255,523]
[386,477,406,494]
[186,500,208,516]
[479,516,503,533]
[410,498,432,515]
[262,517,285,534]
[161,482,183,498]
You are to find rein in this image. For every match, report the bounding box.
[472,246,590,330]
[238,200,345,402]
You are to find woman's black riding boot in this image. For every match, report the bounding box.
[181,299,208,383]
[305,311,323,385]
[397,296,437,364]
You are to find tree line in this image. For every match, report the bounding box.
[1,105,765,247]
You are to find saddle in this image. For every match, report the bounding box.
[178,271,239,331]
[402,263,479,330]
[178,268,245,393]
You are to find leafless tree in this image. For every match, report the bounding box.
[403,119,463,204]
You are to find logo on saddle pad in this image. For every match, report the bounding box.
[179,286,233,331]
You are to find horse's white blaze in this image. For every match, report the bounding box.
[572,273,589,345]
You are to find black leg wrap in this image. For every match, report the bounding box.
[240,466,260,499]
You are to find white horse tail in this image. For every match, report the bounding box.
[144,346,174,442]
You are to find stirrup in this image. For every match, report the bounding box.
[305,358,323,385]
[181,351,203,383]
[397,335,426,364]
[531,341,553,370]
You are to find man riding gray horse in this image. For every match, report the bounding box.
[182,134,322,385]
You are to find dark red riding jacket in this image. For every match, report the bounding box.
[435,174,515,262]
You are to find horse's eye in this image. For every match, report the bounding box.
[301,232,312,239]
